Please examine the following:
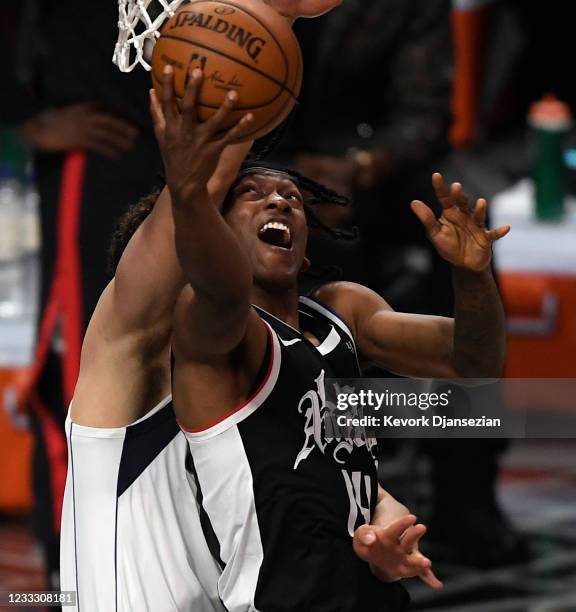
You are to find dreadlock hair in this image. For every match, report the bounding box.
[107,188,162,275]
[237,114,356,240]
[106,122,358,277]
[222,161,353,241]
[104,123,292,277]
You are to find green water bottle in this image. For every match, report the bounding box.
[528,95,572,221]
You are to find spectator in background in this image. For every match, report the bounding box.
[1,0,161,590]
[283,0,453,315]
[276,0,527,568]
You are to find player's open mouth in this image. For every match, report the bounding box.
[258,221,293,250]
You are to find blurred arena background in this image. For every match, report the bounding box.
[1,0,576,610]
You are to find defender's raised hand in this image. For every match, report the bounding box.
[411,173,511,272]
[353,515,443,590]
[150,65,254,204]
[263,0,342,19]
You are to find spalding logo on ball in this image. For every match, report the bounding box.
[151,0,303,139]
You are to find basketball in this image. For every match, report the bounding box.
[151,0,303,139]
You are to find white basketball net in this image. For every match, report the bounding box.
[113,0,190,72]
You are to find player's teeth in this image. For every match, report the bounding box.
[260,222,290,236]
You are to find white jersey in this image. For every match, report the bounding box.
[60,396,225,612]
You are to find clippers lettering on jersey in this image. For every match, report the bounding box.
[294,371,377,467]
[293,370,377,534]
[294,370,329,469]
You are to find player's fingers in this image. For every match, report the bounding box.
[486,225,511,242]
[385,515,418,541]
[352,525,381,563]
[452,182,473,212]
[219,113,255,146]
[432,172,453,209]
[160,65,179,123]
[204,90,240,138]
[149,89,166,137]
[449,182,467,212]
[411,201,441,238]
[354,524,378,546]
[473,198,488,226]
[400,524,427,552]
[181,68,203,126]
[419,567,444,590]
[397,525,420,551]
[406,550,433,571]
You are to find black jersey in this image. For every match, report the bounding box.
[180,297,409,612]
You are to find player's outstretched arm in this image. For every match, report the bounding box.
[410,173,509,378]
[156,64,257,359]
[100,112,253,347]
[72,78,253,426]
[314,281,458,378]
[314,176,510,378]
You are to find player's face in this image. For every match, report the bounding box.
[224,171,308,290]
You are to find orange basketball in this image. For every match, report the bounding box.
[151,0,303,139]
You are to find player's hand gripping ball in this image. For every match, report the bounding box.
[151,0,303,140]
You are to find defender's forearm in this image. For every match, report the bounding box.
[172,187,252,304]
[117,139,253,323]
[452,267,506,378]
